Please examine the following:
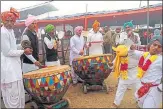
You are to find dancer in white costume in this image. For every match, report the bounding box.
[109,45,141,108]
[1,7,32,108]
[116,21,141,91]
[130,36,162,108]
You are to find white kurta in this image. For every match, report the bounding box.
[87,31,103,55]
[69,35,85,83]
[69,35,85,65]
[119,31,141,45]
[1,26,24,83]
[115,33,121,46]
[44,36,61,66]
[1,26,25,108]
[132,50,162,108]
[21,33,39,73]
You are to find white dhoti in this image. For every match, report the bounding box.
[70,66,83,84]
[135,84,162,108]
[1,80,25,108]
[114,79,140,106]
[71,66,78,84]
[45,60,60,66]
[22,63,39,74]
[114,68,141,106]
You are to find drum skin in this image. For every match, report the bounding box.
[23,65,72,104]
[72,54,112,85]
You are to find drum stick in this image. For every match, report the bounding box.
[90,41,104,44]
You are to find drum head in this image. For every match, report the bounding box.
[73,54,112,61]
[23,65,70,79]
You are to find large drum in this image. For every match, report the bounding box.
[23,65,72,107]
[72,54,112,86]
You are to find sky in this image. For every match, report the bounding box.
[1,1,162,18]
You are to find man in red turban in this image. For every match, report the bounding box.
[87,20,103,55]
[1,7,32,108]
[1,7,20,29]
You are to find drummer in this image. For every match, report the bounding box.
[87,20,104,55]
[21,15,41,73]
[44,24,61,66]
[1,7,32,108]
[69,26,86,85]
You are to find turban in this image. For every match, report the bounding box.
[25,15,37,27]
[92,20,100,30]
[1,7,20,22]
[154,29,161,37]
[123,21,133,29]
[74,26,83,35]
[45,24,55,33]
[149,36,162,45]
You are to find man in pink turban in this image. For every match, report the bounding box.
[1,7,32,108]
[70,26,85,85]
[21,15,41,73]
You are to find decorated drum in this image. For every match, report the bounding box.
[72,54,112,85]
[23,65,72,104]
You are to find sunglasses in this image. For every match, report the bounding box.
[125,26,130,29]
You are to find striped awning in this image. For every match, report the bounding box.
[18,2,58,20]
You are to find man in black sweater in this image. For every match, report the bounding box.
[21,15,41,73]
[43,24,61,66]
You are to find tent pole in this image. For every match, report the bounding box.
[147,0,149,44]
[84,4,88,31]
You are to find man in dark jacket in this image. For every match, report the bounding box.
[43,24,61,66]
[21,15,41,73]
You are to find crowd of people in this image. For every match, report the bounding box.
[1,7,162,108]
[100,22,162,54]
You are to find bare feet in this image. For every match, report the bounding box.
[108,86,114,92]
[110,103,118,108]
[127,87,132,90]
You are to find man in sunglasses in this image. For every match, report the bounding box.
[116,21,141,91]
[21,15,41,73]
[119,21,141,45]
